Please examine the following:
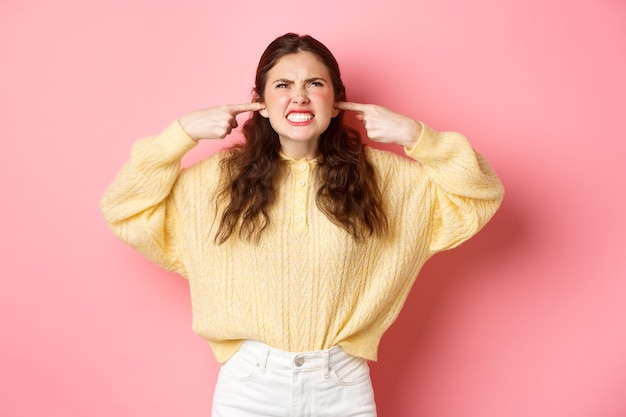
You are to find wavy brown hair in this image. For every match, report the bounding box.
[215,33,387,243]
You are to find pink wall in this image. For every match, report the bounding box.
[2,0,625,416]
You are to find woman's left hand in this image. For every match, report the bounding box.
[335,101,422,149]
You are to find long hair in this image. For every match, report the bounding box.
[214,33,387,243]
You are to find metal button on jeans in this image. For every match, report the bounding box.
[294,357,305,367]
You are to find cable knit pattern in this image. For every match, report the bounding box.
[100,120,504,363]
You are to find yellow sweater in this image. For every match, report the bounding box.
[100,120,504,363]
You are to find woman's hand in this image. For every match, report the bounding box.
[334,102,422,149]
[179,102,265,141]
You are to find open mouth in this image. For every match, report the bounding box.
[286,112,314,123]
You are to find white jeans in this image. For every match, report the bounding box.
[212,340,377,417]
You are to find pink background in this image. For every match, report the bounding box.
[2,0,625,416]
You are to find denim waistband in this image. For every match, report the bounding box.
[236,340,352,375]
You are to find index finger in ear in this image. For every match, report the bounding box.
[229,102,266,114]
[334,101,366,113]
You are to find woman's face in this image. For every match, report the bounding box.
[259,51,339,154]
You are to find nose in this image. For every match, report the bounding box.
[291,86,309,104]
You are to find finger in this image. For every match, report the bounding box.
[334,101,368,113]
[228,102,266,114]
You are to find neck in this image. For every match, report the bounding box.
[279,138,319,161]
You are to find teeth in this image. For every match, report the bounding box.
[287,113,313,123]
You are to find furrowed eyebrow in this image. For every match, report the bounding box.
[271,77,327,84]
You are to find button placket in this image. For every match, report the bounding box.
[291,160,311,232]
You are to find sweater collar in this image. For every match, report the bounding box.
[279,151,320,166]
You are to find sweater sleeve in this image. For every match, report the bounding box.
[99,120,199,277]
[405,123,505,253]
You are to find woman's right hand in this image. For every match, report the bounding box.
[179,102,265,141]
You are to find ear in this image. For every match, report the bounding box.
[331,105,340,118]
[253,92,269,118]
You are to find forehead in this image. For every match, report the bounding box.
[267,51,331,80]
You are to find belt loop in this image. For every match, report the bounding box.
[323,350,330,379]
[257,346,270,373]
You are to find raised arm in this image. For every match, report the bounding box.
[337,101,504,252]
[408,124,504,252]
[100,103,264,276]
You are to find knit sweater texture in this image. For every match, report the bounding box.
[100,120,504,363]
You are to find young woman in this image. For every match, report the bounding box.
[101,33,504,417]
